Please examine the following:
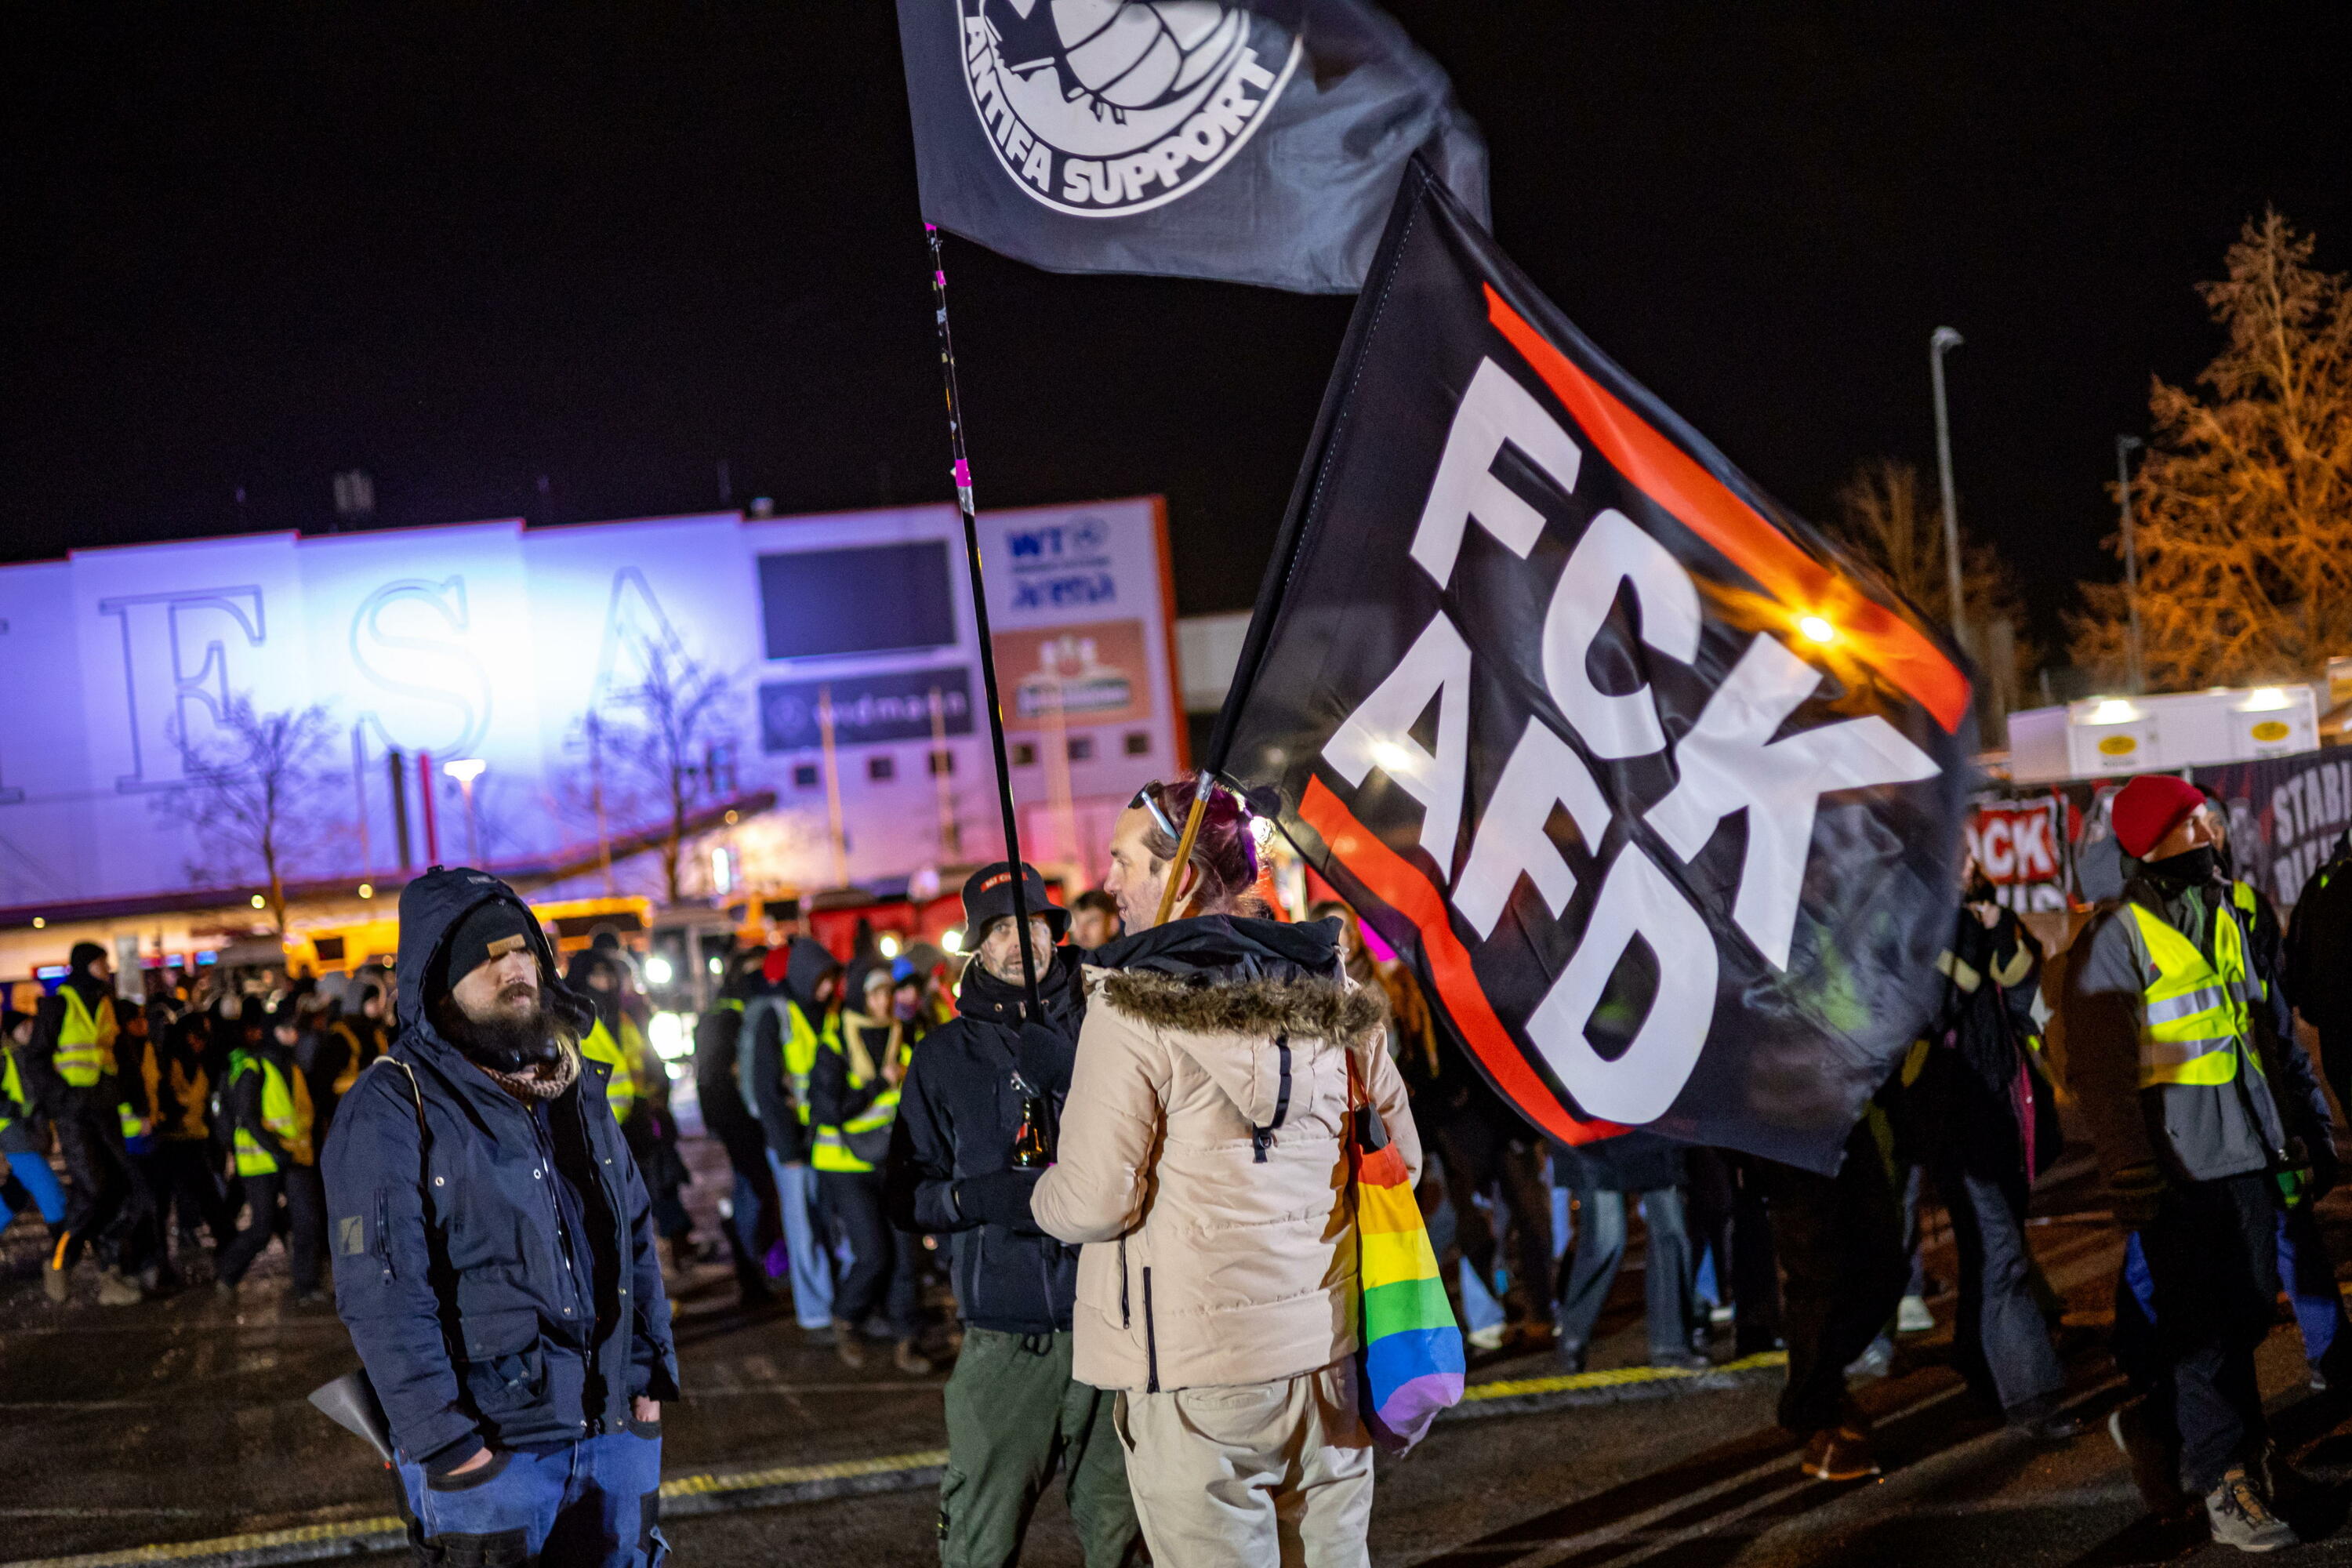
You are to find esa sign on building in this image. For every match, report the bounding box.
[0,496,1181,911]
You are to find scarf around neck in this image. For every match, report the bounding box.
[474,1039,582,1102]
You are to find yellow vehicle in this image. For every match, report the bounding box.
[280,894,655,977]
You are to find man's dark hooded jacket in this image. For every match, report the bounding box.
[883,946,1085,1335]
[741,937,838,1166]
[321,867,679,1473]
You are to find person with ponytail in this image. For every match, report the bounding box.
[1033,776,1421,1566]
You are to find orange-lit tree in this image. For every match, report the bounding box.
[2069,212,2352,691]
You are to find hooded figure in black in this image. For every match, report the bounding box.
[322,867,677,1567]
[24,942,152,1305]
[740,935,845,1334]
[695,947,782,1306]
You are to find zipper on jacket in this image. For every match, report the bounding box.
[1119,1236,1131,1328]
[1252,1034,1293,1164]
[1142,1266,1160,1394]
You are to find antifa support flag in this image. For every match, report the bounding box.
[895,0,1486,293]
[1214,160,1976,1174]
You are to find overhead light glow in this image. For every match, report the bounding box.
[357,883,374,898]
[251,894,267,909]
[647,1011,691,1060]
[643,954,674,986]
[1798,615,1836,645]
[940,927,964,954]
[441,757,488,784]
[879,933,902,959]
[31,917,44,929]
[707,955,724,975]
[2086,699,2140,725]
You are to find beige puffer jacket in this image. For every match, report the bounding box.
[1031,964,1421,1394]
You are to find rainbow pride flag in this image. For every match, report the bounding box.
[1353,1105,1464,1454]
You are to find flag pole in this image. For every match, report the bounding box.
[926,224,1042,1016]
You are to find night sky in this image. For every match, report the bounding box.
[6,5,2347,655]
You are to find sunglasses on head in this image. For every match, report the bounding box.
[1129,783,1181,840]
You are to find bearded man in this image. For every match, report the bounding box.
[323,867,677,1567]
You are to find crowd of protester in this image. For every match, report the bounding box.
[8,765,2352,1560]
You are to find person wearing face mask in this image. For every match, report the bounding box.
[2063,774,2302,1550]
[321,867,676,1566]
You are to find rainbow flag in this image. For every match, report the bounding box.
[1353,1108,1464,1453]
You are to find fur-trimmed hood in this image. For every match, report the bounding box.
[1094,967,1384,1045]
[1091,967,1384,1130]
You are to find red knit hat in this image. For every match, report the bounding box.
[761,946,793,986]
[2110,774,2206,860]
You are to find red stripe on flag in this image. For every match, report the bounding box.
[1301,775,1621,1147]
[1481,285,1972,734]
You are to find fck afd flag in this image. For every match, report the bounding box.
[1214,161,1976,1173]
[895,0,1486,293]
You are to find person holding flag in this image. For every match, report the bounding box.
[1033,776,1421,1566]
[2063,773,2303,1551]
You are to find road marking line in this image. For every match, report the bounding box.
[1,1450,953,1568]
[1461,1351,1788,1404]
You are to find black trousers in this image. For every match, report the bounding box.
[54,1102,150,1270]
[2142,1172,2278,1494]
[1759,1120,1909,1434]
[1929,1152,2066,1417]
[149,1139,233,1250]
[216,1165,325,1291]
[820,1167,920,1338]
[1432,1116,1555,1318]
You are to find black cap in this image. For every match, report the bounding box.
[69,942,107,975]
[960,862,1068,943]
[437,900,538,996]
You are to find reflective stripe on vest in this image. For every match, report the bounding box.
[231,1051,314,1176]
[580,1018,644,1123]
[2125,899,2252,1088]
[55,989,117,1089]
[811,1028,904,1174]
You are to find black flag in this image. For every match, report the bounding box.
[1214,159,1976,1174]
[895,0,1486,293]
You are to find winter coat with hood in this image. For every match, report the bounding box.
[1031,916,1420,1395]
[321,867,679,1473]
[884,946,1086,1336]
[741,937,838,1166]
[2287,831,2352,1033]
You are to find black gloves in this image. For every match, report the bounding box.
[1015,1022,1076,1100]
[956,1168,1044,1233]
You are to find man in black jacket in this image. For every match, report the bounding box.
[884,863,1142,1568]
[695,947,780,1307]
[742,937,842,1335]
[324,867,677,1567]
[2287,828,2352,1112]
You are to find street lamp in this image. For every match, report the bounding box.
[1929,327,1966,648]
[2116,435,2146,695]
[442,757,488,864]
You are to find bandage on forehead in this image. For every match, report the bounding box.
[444,900,539,986]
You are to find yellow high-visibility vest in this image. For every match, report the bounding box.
[784,1004,826,1127]
[0,1048,24,1138]
[328,1021,374,1097]
[230,1051,314,1176]
[54,989,117,1089]
[161,1058,209,1142]
[2125,898,2256,1090]
[811,1021,906,1174]
[580,1017,647,1123]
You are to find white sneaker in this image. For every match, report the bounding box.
[1466,1322,1507,1352]
[1896,1294,1935,1334]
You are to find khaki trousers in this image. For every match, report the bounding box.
[1116,1359,1375,1568]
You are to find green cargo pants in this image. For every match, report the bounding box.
[938,1327,1142,1568]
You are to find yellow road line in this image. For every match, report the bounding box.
[1461,1350,1787,1403]
[9,1359,1782,1566]
[5,1450,953,1568]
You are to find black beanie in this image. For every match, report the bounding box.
[433,900,539,1002]
[69,942,107,975]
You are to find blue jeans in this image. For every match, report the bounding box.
[395,1428,666,1566]
[2,1152,67,1228]
[766,1153,835,1329]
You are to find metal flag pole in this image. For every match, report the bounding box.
[926,224,1042,1017]
[1152,770,1214,928]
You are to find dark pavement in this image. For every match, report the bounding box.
[14,1138,2352,1567]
